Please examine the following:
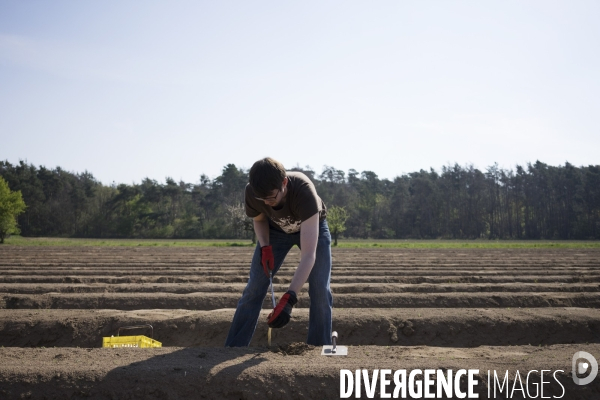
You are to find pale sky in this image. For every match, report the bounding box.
[1,1,598,184]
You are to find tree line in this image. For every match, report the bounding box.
[1,160,599,240]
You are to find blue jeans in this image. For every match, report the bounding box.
[225,219,333,346]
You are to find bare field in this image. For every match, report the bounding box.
[0,246,599,399]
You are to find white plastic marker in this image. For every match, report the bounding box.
[321,331,348,356]
[268,270,276,347]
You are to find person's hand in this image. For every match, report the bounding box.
[267,291,297,328]
[261,245,274,277]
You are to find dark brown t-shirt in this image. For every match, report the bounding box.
[245,171,327,234]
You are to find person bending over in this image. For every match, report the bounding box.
[225,157,332,346]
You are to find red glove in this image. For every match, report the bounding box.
[268,290,297,328]
[261,245,274,277]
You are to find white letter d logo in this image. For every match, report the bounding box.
[572,351,598,386]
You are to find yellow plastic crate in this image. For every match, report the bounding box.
[102,325,161,348]
[102,335,162,348]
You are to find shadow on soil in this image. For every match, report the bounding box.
[0,346,281,400]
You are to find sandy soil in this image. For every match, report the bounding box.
[1,344,599,399]
[0,308,599,348]
[0,246,599,399]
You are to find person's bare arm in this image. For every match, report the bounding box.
[288,213,319,294]
[253,213,270,247]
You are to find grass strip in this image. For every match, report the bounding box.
[3,236,600,248]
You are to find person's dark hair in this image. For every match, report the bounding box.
[249,158,287,198]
